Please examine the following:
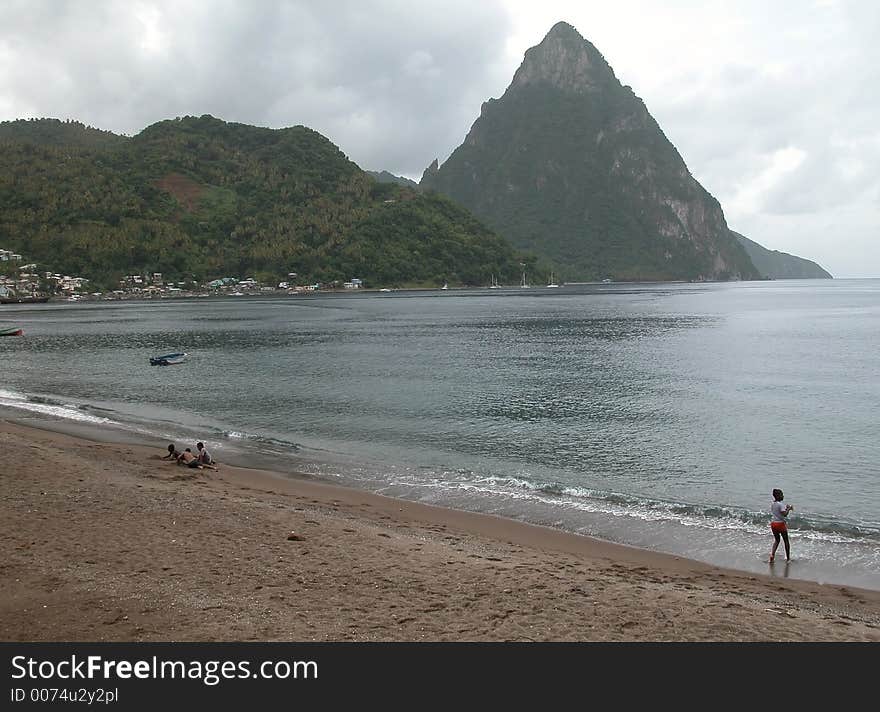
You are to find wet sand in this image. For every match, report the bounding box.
[2,419,878,641]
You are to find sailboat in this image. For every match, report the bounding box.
[441,282,449,290]
[546,272,559,288]
[489,274,501,289]
[520,268,529,288]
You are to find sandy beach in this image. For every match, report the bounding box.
[1,418,878,642]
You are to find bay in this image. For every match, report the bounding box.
[2,279,878,589]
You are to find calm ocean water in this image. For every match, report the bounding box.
[2,280,878,589]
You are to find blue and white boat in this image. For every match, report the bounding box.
[149,352,188,366]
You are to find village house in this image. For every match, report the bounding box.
[58,276,89,293]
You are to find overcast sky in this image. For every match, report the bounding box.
[1,1,877,277]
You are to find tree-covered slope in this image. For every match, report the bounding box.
[365,170,419,189]
[0,118,127,150]
[733,232,832,279]
[0,115,523,288]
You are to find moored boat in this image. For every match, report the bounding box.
[0,295,50,305]
[149,352,188,366]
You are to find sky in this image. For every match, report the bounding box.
[1,1,877,277]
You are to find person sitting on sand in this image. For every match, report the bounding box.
[162,443,181,460]
[769,488,794,563]
[196,442,214,466]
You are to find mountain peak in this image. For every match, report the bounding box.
[545,21,582,40]
[509,21,617,94]
[420,21,761,282]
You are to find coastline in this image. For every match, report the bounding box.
[0,278,724,308]
[2,417,879,641]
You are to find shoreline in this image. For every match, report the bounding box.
[5,404,878,593]
[0,278,756,307]
[2,417,879,641]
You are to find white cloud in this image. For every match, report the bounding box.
[727,147,808,218]
[403,50,439,78]
[133,2,168,54]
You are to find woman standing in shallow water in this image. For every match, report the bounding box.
[769,488,794,563]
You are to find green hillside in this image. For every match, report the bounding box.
[733,232,832,279]
[0,115,524,289]
[365,170,419,189]
[0,118,127,150]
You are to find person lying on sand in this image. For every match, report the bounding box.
[177,448,203,469]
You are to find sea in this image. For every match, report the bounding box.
[1,279,878,590]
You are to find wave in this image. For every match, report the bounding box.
[2,384,876,549]
[0,388,114,426]
[391,471,880,546]
[220,430,302,452]
[0,388,306,459]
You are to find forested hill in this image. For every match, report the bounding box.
[733,232,832,279]
[0,118,127,150]
[0,115,524,289]
[365,170,419,189]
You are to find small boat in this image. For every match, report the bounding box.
[150,352,188,366]
[0,326,23,336]
[0,295,50,304]
[546,272,559,288]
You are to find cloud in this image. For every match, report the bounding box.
[0,0,512,174]
[727,147,808,217]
